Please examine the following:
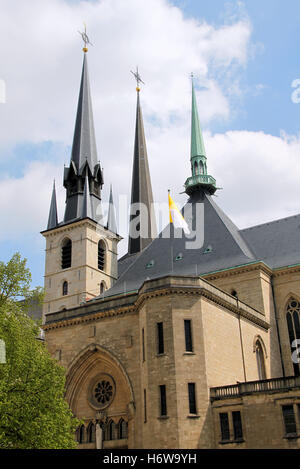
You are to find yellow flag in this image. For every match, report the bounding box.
[168,192,190,234]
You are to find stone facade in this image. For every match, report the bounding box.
[42,219,121,318]
[43,267,300,449]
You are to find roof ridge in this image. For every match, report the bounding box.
[241,212,300,232]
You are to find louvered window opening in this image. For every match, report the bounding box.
[98,243,105,271]
[62,240,72,269]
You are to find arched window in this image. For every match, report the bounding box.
[62,281,68,296]
[119,419,128,439]
[87,422,95,443]
[107,420,117,441]
[98,241,105,271]
[77,425,85,444]
[194,161,199,176]
[199,160,204,174]
[100,281,106,295]
[255,340,266,380]
[286,298,300,376]
[61,238,72,269]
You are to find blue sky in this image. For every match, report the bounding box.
[1,0,300,289]
[175,0,300,136]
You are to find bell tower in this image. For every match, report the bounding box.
[42,45,121,318]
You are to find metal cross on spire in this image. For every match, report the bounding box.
[78,24,93,52]
[130,66,145,92]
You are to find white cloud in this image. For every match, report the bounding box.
[2,0,289,264]
[0,161,64,241]
[205,130,300,228]
[0,0,251,149]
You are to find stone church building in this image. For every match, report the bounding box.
[42,48,300,449]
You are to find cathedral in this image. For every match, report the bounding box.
[42,46,300,449]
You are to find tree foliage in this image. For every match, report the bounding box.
[0,253,79,449]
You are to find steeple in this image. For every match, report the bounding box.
[47,180,58,230]
[128,81,157,255]
[106,185,117,233]
[63,50,103,223]
[184,77,217,196]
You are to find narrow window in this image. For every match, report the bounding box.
[144,389,147,423]
[78,425,85,444]
[157,322,164,354]
[108,420,117,440]
[194,161,199,176]
[142,328,145,362]
[119,419,127,439]
[286,299,300,376]
[61,238,72,269]
[98,241,105,271]
[184,320,193,352]
[199,160,204,174]
[188,383,197,414]
[232,411,243,440]
[159,385,167,416]
[255,340,266,380]
[87,422,95,443]
[62,281,68,296]
[282,405,297,436]
[100,281,106,295]
[219,413,230,441]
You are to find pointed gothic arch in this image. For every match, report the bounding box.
[86,421,96,443]
[285,297,300,376]
[65,344,135,424]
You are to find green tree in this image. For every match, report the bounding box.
[0,253,80,449]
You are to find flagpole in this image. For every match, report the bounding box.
[168,190,174,274]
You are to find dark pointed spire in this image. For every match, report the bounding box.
[63,50,103,223]
[106,184,117,233]
[70,53,98,174]
[81,172,93,219]
[128,87,157,255]
[47,180,58,230]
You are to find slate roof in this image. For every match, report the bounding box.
[240,213,300,269]
[100,190,257,298]
[98,192,300,300]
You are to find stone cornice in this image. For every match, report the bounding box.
[273,264,300,278]
[43,275,269,332]
[203,261,273,281]
[41,217,122,241]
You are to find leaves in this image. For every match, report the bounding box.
[0,254,80,449]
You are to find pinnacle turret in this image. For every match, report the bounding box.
[106,185,117,234]
[47,181,58,230]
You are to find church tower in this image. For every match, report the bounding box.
[41,47,121,317]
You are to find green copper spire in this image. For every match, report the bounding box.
[184,77,217,196]
[191,80,206,160]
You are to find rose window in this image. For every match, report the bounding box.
[94,380,113,405]
[89,374,116,410]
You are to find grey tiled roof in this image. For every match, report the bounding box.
[105,190,258,298]
[240,213,300,269]
[106,193,300,299]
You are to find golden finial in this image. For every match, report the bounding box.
[78,23,93,53]
[131,66,145,92]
